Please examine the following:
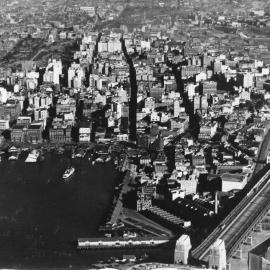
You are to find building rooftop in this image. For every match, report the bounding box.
[221,173,247,182]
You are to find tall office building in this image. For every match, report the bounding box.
[43,59,62,85]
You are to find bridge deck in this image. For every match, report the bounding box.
[191,169,270,261]
[225,191,270,258]
[191,127,270,261]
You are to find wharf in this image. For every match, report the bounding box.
[120,208,174,237]
[107,170,134,226]
[77,236,171,249]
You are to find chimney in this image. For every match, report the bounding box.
[215,191,219,214]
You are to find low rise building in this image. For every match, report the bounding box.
[221,173,248,192]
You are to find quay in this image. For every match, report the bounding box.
[102,155,135,230]
[77,236,171,249]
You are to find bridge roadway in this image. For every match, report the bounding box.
[191,126,270,262]
[191,167,270,261]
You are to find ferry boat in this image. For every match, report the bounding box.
[25,150,40,163]
[62,167,75,180]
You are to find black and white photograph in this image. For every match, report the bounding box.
[0,0,270,269]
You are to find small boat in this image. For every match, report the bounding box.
[9,152,19,160]
[62,167,75,180]
[95,157,104,163]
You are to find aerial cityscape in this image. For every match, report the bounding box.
[2,0,270,269]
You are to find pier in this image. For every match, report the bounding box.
[77,236,170,249]
[107,170,134,226]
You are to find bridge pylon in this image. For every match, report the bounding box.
[233,247,243,259]
[254,222,263,232]
[208,239,226,270]
[174,234,191,265]
[244,235,253,246]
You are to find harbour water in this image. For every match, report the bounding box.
[0,149,174,268]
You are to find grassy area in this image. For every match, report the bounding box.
[0,38,79,70]
[33,40,79,67]
[0,38,46,69]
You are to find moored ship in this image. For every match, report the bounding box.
[62,167,75,181]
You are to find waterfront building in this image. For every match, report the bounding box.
[49,125,72,143]
[10,125,25,142]
[26,123,43,143]
[10,123,43,143]
[79,123,92,143]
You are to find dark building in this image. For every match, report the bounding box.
[27,123,43,143]
[49,125,72,143]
